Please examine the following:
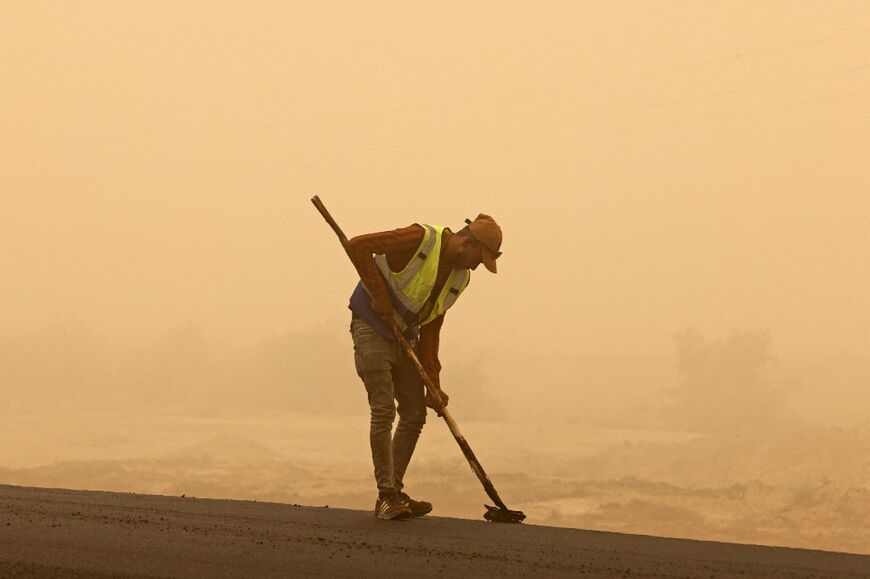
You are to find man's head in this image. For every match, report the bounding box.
[451,214,502,273]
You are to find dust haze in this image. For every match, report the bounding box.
[2,1,869,554]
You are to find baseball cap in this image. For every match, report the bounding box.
[464,213,502,273]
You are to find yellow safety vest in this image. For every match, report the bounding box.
[373,224,470,332]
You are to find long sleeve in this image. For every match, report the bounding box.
[346,225,425,317]
[417,313,445,387]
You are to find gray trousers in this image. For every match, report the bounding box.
[350,316,427,496]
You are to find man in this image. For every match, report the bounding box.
[347,214,502,520]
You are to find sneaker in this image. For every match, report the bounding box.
[374,494,412,521]
[397,492,433,518]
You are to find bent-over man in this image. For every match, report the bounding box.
[347,214,502,520]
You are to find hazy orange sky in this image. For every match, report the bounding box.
[2,1,868,360]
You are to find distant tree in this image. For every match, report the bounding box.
[662,327,787,432]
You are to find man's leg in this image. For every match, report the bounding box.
[391,347,427,493]
[350,317,399,496]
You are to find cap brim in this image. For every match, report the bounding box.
[481,247,498,273]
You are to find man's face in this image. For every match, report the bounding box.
[453,236,484,270]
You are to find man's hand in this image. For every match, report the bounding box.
[426,387,449,416]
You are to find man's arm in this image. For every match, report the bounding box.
[346,224,424,323]
[418,313,449,410]
[417,313,444,387]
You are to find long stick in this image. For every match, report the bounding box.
[311,195,521,518]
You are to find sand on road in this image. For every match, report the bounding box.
[1,484,868,578]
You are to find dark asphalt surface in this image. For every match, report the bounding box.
[1,484,868,578]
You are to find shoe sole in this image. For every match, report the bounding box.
[376,509,412,521]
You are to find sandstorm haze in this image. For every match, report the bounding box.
[2,1,870,554]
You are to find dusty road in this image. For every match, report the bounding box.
[1,484,868,578]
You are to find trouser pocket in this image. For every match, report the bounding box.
[351,318,396,380]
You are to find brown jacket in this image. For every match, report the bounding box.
[347,224,455,387]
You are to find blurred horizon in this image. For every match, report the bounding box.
[2,320,869,429]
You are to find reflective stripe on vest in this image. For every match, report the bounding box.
[418,267,470,326]
[372,224,470,332]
